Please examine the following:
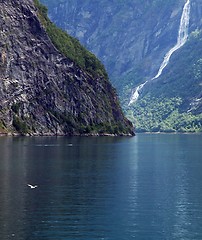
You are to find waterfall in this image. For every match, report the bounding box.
[128,82,147,105]
[152,0,190,80]
[128,0,191,106]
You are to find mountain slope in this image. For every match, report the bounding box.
[0,0,134,136]
[41,0,182,79]
[130,30,202,132]
[41,0,202,132]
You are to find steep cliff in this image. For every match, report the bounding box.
[0,0,134,136]
[42,0,202,132]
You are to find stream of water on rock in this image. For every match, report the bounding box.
[129,0,191,105]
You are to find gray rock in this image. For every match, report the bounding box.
[0,0,134,136]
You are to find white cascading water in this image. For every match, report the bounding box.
[128,0,191,106]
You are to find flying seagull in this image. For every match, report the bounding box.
[27,184,38,189]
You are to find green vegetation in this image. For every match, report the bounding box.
[11,103,21,114]
[77,122,129,135]
[0,120,7,134]
[49,109,131,135]
[10,103,30,135]
[33,0,108,79]
[12,116,29,135]
[126,96,202,133]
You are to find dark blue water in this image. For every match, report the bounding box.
[0,134,202,240]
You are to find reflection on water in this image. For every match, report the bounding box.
[0,134,202,240]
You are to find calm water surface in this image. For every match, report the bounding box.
[0,134,202,240]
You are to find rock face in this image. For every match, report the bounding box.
[0,0,134,136]
[41,0,202,132]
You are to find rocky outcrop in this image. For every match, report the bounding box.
[0,0,134,136]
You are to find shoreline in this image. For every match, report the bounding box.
[1,131,202,137]
[0,132,135,137]
[136,131,202,135]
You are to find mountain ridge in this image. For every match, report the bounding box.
[41,0,202,132]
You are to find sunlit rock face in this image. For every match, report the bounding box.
[0,0,134,136]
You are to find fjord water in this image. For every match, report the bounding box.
[0,134,202,240]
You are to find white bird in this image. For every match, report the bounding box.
[27,184,38,189]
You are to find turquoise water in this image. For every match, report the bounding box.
[0,134,202,239]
